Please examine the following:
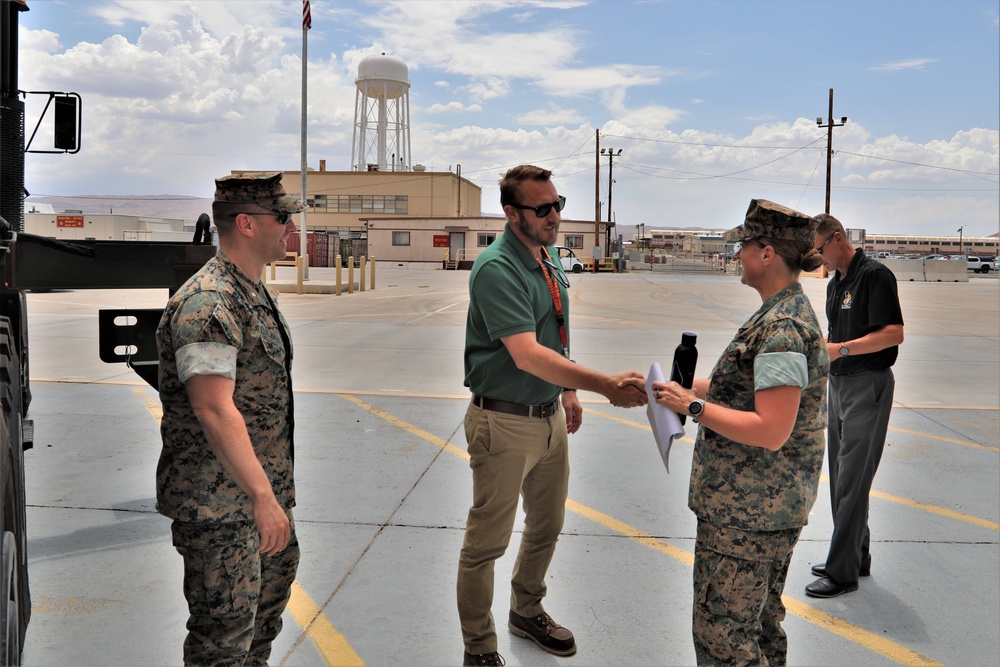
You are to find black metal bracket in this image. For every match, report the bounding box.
[98,309,164,390]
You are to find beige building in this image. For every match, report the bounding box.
[639,228,998,258]
[364,216,605,268]
[24,209,190,242]
[258,166,611,267]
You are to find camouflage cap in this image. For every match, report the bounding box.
[214,172,305,214]
[724,199,817,244]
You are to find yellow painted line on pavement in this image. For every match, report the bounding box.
[781,597,944,667]
[340,393,471,460]
[286,581,365,667]
[586,408,1000,532]
[814,475,1000,533]
[888,425,999,453]
[131,385,162,422]
[347,395,942,667]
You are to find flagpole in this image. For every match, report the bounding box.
[299,0,310,278]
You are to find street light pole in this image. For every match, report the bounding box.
[601,148,622,224]
[816,88,847,215]
[958,226,964,255]
[600,147,622,269]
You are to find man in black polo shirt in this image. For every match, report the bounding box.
[805,213,904,598]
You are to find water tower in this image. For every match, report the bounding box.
[351,53,412,172]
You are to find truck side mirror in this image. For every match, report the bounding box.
[53,95,78,151]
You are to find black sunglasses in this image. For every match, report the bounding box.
[229,211,293,225]
[816,232,837,255]
[541,257,571,289]
[509,195,567,218]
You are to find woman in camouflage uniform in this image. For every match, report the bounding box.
[653,200,829,666]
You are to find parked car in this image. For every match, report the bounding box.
[556,246,585,273]
[967,256,995,273]
[921,254,945,260]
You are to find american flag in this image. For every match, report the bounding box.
[302,0,312,30]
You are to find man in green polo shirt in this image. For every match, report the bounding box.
[457,165,647,667]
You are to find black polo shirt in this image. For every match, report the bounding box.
[827,249,904,376]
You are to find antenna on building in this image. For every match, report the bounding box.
[351,52,412,172]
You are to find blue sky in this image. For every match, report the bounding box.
[19,0,1000,237]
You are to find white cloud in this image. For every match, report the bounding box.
[425,101,484,114]
[868,58,936,72]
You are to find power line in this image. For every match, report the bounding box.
[837,150,999,178]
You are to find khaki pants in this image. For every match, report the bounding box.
[457,402,569,654]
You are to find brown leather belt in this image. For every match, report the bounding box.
[472,395,559,419]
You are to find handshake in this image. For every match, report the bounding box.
[604,371,649,409]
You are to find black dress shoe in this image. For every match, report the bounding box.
[811,560,871,578]
[805,576,859,598]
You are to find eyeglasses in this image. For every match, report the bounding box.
[542,257,571,288]
[816,233,837,255]
[509,196,567,218]
[229,211,293,225]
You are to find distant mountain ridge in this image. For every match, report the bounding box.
[25,194,213,223]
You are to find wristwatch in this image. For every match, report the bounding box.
[688,399,706,423]
[839,344,850,357]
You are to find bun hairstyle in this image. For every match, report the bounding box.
[761,237,825,274]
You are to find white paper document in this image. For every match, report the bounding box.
[645,362,686,473]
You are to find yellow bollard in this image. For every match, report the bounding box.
[347,256,355,294]
[370,256,376,290]
[359,256,366,292]
[335,256,342,296]
[296,255,304,294]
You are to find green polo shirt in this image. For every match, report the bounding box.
[464,223,568,405]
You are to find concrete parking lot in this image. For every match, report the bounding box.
[18,266,1000,666]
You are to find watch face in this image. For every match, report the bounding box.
[839,345,850,356]
[689,400,704,416]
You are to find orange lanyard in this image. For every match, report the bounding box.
[535,247,569,358]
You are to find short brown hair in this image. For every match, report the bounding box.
[813,213,846,238]
[499,165,552,207]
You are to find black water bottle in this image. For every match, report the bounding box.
[670,332,698,424]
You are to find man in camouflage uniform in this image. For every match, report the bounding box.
[652,200,829,665]
[156,172,303,666]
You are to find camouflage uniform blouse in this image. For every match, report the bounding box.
[688,284,828,532]
[156,250,295,523]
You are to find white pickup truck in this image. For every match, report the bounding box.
[967,256,995,273]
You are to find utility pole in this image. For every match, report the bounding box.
[594,129,601,271]
[816,88,847,214]
[958,226,964,255]
[601,147,622,263]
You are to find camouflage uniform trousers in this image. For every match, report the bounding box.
[172,515,300,667]
[692,520,802,666]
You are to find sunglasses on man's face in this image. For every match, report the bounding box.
[509,195,567,219]
[816,233,837,255]
[229,211,293,225]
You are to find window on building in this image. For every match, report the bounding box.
[564,234,583,249]
[319,194,409,214]
[478,233,496,247]
[392,231,410,246]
